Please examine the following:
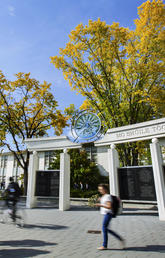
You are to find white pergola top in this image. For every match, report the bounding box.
[24,135,81,151]
[24,118,165,151]
[95,117,165,146]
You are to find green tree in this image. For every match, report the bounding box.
[0,71,68,194]
[49,148,105,189]
[51,0,165,166]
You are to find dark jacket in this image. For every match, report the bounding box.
[6,182,21,200]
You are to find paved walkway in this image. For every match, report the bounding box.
[0,204,165,258]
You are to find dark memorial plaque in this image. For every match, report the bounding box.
[118,166,156,201]
[35,170,59,197]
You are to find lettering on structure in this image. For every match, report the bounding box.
[115,123,165,141]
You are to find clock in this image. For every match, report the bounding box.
[71,111,102,143]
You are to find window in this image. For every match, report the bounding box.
[0,155,8,184]
[44,151,55,170]
[83,144,98,162]
[0,156,8,168]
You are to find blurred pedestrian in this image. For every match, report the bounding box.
[80,182,83,190]
[95,184,125,250]
[85,183,89,190]
[1,181,5,190]
[5,177,21,223]
[73,182,79,189]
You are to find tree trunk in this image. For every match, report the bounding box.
[117,142,139,167]
[23,151,30,195]
[131,148,139,166]
[23,167,28,195]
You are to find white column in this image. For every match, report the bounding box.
[26,151,38,208]
[59,149,70,211]
[38,152,45,170]
[108,144,119,196]
[150,138,165,221]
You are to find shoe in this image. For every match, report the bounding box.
[16,223,23,228]
[97,246,107,250]
[120,239,126,249]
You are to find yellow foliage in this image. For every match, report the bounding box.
[0,72,68,148]
[80,99,90,110]
[51,1,165,129]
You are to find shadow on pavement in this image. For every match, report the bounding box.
[69,205,98,211]
[121,212,158,216]
[109,245,165,253]
[0,239,57,247]
[121,208,158,216]
[24,223,68,230]
[64,206,158,214]
[68,206,159,216]
[125,245,165,253]
[0,248,50,257]
[32,206,59,209]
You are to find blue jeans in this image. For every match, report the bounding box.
[102,213,122,248]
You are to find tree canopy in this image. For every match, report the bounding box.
[51,0,165,165]
[49,148,106,190]
[0,71,68,192]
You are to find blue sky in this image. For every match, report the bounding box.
[0,0,145,114]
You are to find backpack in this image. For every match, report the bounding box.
[6,182,21,200]
[111,195,121,218]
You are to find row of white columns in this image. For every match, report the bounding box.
[108,138,165,221]
[26,138,165,220]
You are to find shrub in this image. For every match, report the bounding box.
[70,189,98,198]
[88,194,100,207]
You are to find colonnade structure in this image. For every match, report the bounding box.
[25,118,165,220]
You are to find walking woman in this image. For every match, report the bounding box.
[95,184,125,250]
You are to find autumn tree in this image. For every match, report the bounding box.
[51,0,165,166]
[0,71,68,194]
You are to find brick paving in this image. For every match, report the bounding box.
[0,204,165,258]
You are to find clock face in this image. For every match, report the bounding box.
[73,112,101,140]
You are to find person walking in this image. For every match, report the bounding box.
[80,182,83,191]
[85,183,89,190]
[5,177,21,223]
[1,181,5,190]
[95,184,125,250]
[73,182,79,189]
